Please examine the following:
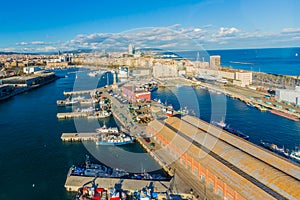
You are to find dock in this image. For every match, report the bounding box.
[63,89,95,96]
[61,133,97,142]
[57,112,88,119]
[64,175,171,192]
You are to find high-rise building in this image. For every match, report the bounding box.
[209,55,221,68]
[128,43,135,55]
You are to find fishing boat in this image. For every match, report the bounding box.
[149,85,158,92]
[87,110,111,119]
[260,140,289,158]
[95,125,134,145]
[177,106,189,116]
[96,125,118,134]
[64,99,79,106]
[290,147,300,162]
[255,105,268,112]
[211,119,227,128]
[223,125,249,140]
[88,70,104,77]
[95,132,134,146]
[70,155,168,180]
[80,107,95,113]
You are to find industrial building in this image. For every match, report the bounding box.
[1,72,56,87]
[122,85,151,102]
[276,86,300,105]
[146,116,300,200]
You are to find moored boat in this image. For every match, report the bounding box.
[290,148,300,163]
[223,125,249,140]
[88,110,111,119]
[260,140,290,158]
[269,109,299,121]
[149,85,158,92]
[95,125,134,145]
[211,119,227,128]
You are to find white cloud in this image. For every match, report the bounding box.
[214,27,240,37]
[10,25,300,52]
[16,42,28,46]
[0,47,16,52]
[282,27,300,34]
[31,41,46,45]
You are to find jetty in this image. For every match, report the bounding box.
[61,133,97,142]
[57,112,88,119]
[64,175,171,192]
[63,89,96,96]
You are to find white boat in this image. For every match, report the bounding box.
[79,98,98,105]
[65,99,79,106]
[72,96,85,101]
[211,119,227,128]
[88,70,104,77]
[290,148,300,162]
[80,107,95,113]
[118,66,128,78]
[96,124,118,134]
[178,106,189,115]
[95,133,134,145]
[97,110,111,118]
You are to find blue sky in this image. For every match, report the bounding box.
[1,0,300,52]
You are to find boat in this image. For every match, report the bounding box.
[79,98,99,105]
[88,70,104,77]
[269,109,299,121]
[118,66,128,78]
[260,140,290,158]
[95,132,134,146]
[223,125,249,140]
[246,102,255,107]
[70,155,168,181]
[255,105,268,112]
[96,124,118,134]
[80,107,95,113]
[72,96,85,101]
[65,99,79,106]
[94,125,134,145]
[177,106,189,116]
[149,85,158,92]
[290,148,300,162]
[211,119,227,128]
[87,110,111,119]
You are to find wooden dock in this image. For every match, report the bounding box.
[61,133,97,142]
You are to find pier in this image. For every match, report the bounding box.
[57,112,88,119]
[64,175,171,192]
[63,89,96,96]
[61,133,97,142]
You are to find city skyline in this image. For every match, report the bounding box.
[1,0,300,52]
